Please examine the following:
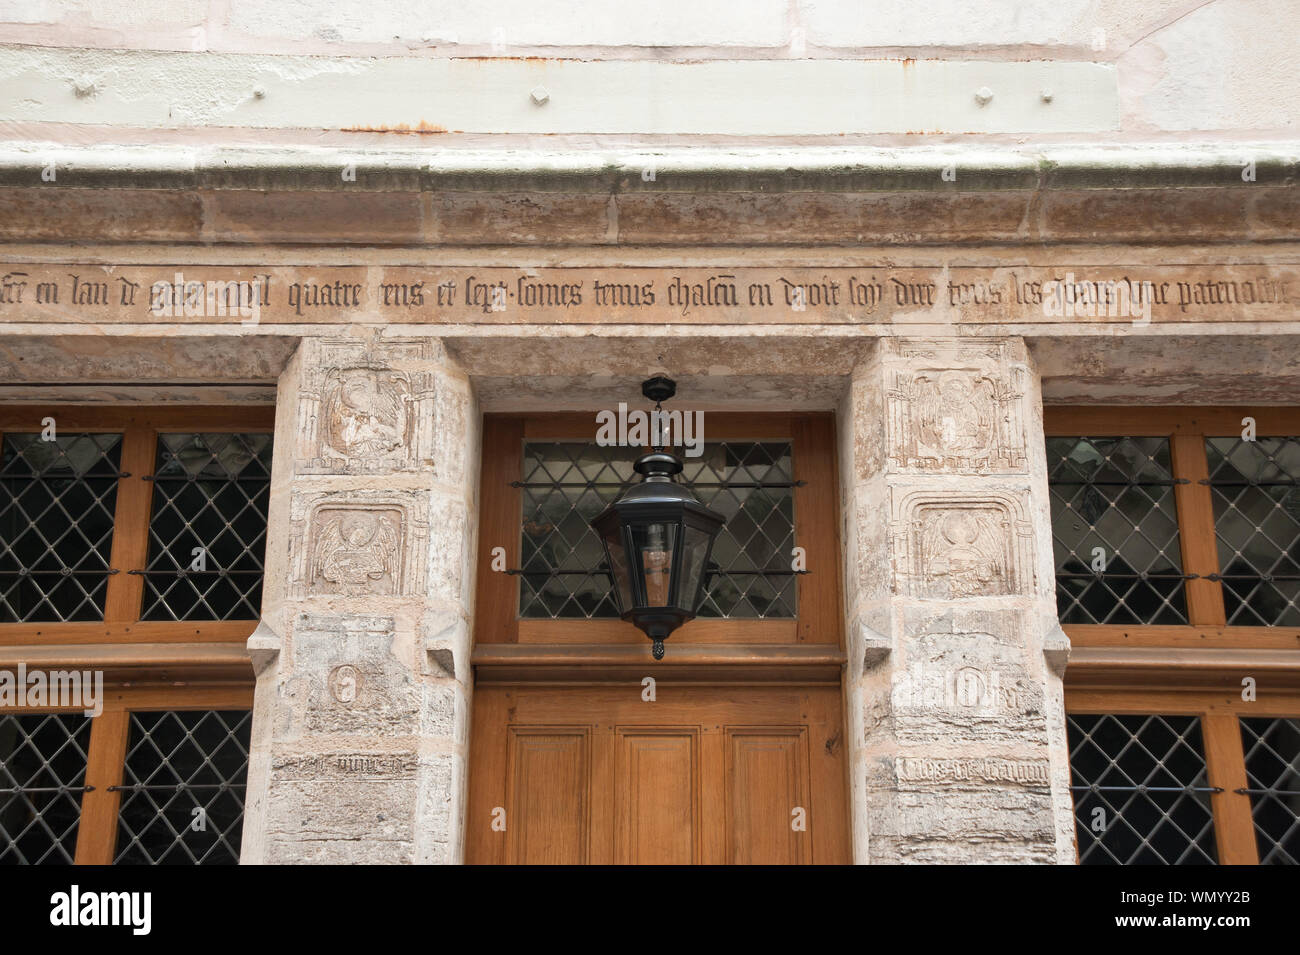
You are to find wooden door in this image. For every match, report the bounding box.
[466,684,850,864]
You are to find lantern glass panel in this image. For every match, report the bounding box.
[601,525,635,612]
[630,522,676,608]
[678,524,712,611]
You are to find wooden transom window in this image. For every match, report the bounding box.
[0,405,270,865]
[1044,407,1300,647]
[1049,407,1300,866]
[475,412,842,652]
[0,406,274,645]
[518,439,796,620]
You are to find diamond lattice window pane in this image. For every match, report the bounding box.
[1067,713,1217,864]
[0,713,91,864]
[1047,437,1187,625]
[1239,716,1300,865]
[1206,437,1300,626]
[141,434,272,621]
[114,710,251,865]
[519,441,796,619]
[0,433,122,622]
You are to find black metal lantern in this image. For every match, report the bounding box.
[593,377,725,660]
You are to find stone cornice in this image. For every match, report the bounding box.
[1,143,1297,245]
[0,142,1296,192]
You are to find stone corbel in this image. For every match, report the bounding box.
[1043,622,1071,677]
[246,619,282,677]
[423,612,467,681]
[860,623,892,669]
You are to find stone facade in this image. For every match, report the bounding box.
[2,0,1297,867]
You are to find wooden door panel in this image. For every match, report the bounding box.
[468,685,850,864]
[614,728,700,864]
[506,728,592,865]
[726,728,809,864]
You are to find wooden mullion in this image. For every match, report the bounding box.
[792,415,841,646]
[1201,712,1259,865]
[1170,432,1227,627]
[73,708,130,865]
[102,425,156,624]
[474,416,523,644]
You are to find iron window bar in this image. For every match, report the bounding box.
[126,569,258,576]
[0,471,132,480]
[1050,478,1189,486]
[1070,784,1224,794]
[1057,571,1300,581]
[1234,787,1300,796]
[0,785,95,794]
[142,474,271,482]
[0,568,118,575]
[1199,478,1299,486]
[108,782,244,793]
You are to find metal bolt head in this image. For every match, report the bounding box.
[530,86,550,106]
[73,74,99,98]
[1040,88,1054,103]
[253,86,267,99]
[974,86,994,106]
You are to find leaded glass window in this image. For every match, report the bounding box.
[519,441,797,619]
[140,433,273,621]
[0,434,122,622]
[1205,436,1300,626]
[1047,437,1188,625]
[0,713,91,864]
[1239,716,1300,865]
[114,710,251,865]
[1067,713,1217,864]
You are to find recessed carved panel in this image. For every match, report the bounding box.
[288,491,429,598]
[310,506,402,595]
[892,491,1034,598]
[296,339,437,473]
[886,341,1027,473]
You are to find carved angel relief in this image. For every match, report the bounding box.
[888,364,1027,472]
[321,369,411,461]
[892,492,1034,599]
[309,508,402,595]
[920,510,1007,598]
[916,372,995,460]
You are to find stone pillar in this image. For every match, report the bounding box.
[839,337,1075,863]
[241,335,479,864]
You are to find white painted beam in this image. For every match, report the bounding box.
[0,47,1118,135]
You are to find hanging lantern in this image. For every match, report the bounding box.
[593,377,725,660]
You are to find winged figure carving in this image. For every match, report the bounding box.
[312,513,399,593]
[322,370,407,459]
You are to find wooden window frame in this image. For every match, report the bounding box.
[0,405,275,647]
[2,685,254,864]
[1044,406,1300,652]
[471,412,846,682]
[1064,685,1300,865]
